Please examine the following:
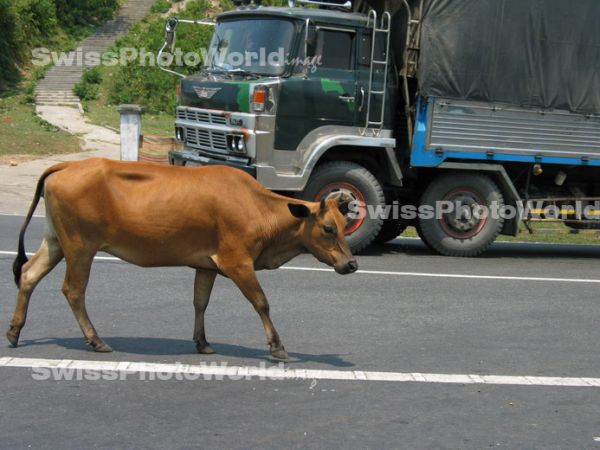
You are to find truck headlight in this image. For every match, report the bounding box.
[227,134,246,154]
[236,136,245,152]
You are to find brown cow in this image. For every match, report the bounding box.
[7,158,357,360]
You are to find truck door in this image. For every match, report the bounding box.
[274,26,358,151]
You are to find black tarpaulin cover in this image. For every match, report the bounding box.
[417,0,600,115]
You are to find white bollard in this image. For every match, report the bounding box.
[117,104,145,161]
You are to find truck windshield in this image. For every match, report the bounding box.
[205,18,295,76]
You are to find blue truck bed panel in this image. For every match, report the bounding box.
[410,97,600,168]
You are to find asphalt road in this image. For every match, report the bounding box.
[1,214,600,449]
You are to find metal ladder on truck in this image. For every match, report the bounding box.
[362,10,391,136]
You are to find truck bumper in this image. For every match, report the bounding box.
[169,149,256,177]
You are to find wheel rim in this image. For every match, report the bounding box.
[315,182,366,235]
[438,187,488,239]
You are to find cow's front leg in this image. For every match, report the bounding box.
[193,268,217,354]
[222,262,288,360]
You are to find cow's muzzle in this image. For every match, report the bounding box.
[335,259,358,275]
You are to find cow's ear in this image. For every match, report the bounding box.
[288,203,311,218]
[320,197,327,212]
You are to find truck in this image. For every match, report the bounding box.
[158,0,600,256]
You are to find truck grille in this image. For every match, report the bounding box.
[177,108,227,125]
[185,128,228,152]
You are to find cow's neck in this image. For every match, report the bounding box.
[254,203,306,270]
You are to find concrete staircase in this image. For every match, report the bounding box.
[35,0,157,107]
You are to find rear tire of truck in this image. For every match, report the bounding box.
[301,161,385,254]
[415,223,435,251]
[418,173,504,257]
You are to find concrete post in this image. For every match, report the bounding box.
[117,104,145,161]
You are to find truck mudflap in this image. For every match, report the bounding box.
[168,149,256,177]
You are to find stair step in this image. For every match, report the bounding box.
[37,102,81,106]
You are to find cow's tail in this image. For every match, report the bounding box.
[13,163,68,287]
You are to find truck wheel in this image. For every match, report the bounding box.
[418,173,504,257]
[375,218,407,243]
[301,161,385,254]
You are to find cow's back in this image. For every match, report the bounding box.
[42,159,277,267]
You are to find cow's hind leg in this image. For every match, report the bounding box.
[193,268,217,354]
[223,263,288,360]
[7,237,64,347]
[62,253,111,352]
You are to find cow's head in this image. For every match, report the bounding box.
[288,193,358,275]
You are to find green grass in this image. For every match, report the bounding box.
[497,222,600,245]
[402,222,600,246]
[0,93,81,158]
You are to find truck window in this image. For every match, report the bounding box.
[315,29,354,70]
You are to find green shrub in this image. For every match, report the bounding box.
[0,0,21,87]
[107,0,213,114]
[73,79,99,100]
[14,0,59,48]
[82,67,102,84]
[55,0,120,39]
[151,0,171,14]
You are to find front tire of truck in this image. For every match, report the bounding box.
[418,173,505,257]
[301,161,385,254]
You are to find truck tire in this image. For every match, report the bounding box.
[301,161,385,254]
[418,173,504,257]
[375,218,407,243]
[415,222,435,251]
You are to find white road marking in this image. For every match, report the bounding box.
[281,266,600,284]
[0,356,598,387]
[2,250,600,283]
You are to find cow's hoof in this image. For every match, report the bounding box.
[196,342,216,354]
[92,341,113,353]
[271,346,288,360]
[6,330,19,348]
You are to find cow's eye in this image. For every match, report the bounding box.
[323,224,336,234]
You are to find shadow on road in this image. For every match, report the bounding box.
[17,336,355,367]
